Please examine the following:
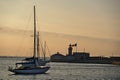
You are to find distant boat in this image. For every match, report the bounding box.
[112,61,120,65]
[8,5,50,74]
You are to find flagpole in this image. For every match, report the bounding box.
[76,43,77,53]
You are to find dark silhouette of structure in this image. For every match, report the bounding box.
[68,44,73,56]
[51,43,120,64]
[51,43,90,62]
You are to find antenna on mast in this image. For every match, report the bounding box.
[33,0,37,6]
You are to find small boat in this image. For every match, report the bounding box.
[8,5,50,74]
[8,59,50,74]
[9,67,50,74]
[112,61,120,65]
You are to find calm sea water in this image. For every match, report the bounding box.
[0,58,120,80]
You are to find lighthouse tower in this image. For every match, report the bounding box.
[68,44,73,56]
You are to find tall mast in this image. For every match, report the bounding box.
[44,41,46,61]
[37,32,40,58]
[33,5,37,58]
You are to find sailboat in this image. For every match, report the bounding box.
[8,5,50,74]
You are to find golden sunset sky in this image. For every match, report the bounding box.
[0,0,120,57]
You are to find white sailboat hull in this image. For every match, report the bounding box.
[9,67,50,74]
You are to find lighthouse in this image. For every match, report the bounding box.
[68,44,73,56]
